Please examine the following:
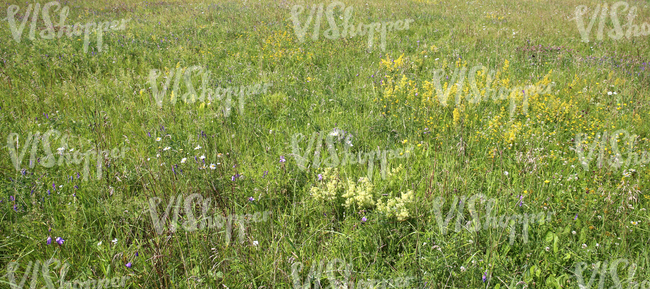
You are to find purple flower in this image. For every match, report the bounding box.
[263,171,268,178]
[135,252,139,257]
[147,132,151,137]
[361,217,367,223]
[248,197,255,202]
[9,196,14,201]
[575,214,578,220]
[53,183,56,190]
[47,236,52,245]
[231,175,236,182]
[279,156,286,163]
[47,190,50,195]
[518,195,523,207]
[13,204,17,212]
[55,237,64,245]
[318,174,323,181]
[126,262,132,268]
[482,272,487,282]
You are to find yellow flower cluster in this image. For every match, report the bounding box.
[376,190,414,221]
[342,177,375,209]
[310,167,341,202]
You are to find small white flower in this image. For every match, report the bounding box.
[504,171,509,176]
[210,164,216,170]
[596,243,599,247]
[572,231,576,235]
[582,244,587,249]
[199,155,206,160]
[460,266,466,272]
[545,247,550,252]
[156,137,161,142]
[112,238,118,245]
[97,241,102,246]
[194,145,202,150]
[631,221,639,225]
[147,158,150,161]
[163,147,171,151]
[253,241,259,246]
[608,91,613,95]
[181,158,187,163]
[156,153,160,158]
[468,240,473,244]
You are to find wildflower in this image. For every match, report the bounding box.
[318,174,323,181]
[217,153,223,157]
[248,197,255,202]
[361,217,367,223]
[572,231,576,235]
[194,145,202,150]
[279,156,286,163]
[545,247,550,252]
[210,164,216,170]
[135,252,139,257]
[163,147,171,151]
[504,171,509,176]
[263,171,268,178]
[575,214,578,220]
[199,155,206,160]
[232,175,236,181]
[126,262,132,268]
[460,266,466,272]
[55,237,64,245]
[582,244,587,249]
[608,92,613,95]
[181,158,187,164]
[253,241,259,246]
[9,196,14,201]
[156,137,161,142]
[518,195,523,207]
[47,236,52,245]
[482,272,487,282]
[97,241,102,246]
[544,180,550,183]
[112,238,118,245]
[631,221,639,225]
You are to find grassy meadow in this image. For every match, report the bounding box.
[1,0,650,287]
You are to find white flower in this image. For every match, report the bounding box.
[504,171,509,176]
[199,155,206,160]
[156,137,161,142]
[194,145,202,150]
[156,153,160,158]
[253,241,259,246]
[181,158,187,163]
[631,221,639,225]
[582,244,587,249]
[608,91,613,95]
[210,164,216,170]
[572,231,576,235]
[163,147,171,151]
[460,266,466,272]
[112,238,118,245]
[596,243,599,247]
[97,241,102,246]
[57,147,65,154]
[545,247,550,252]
